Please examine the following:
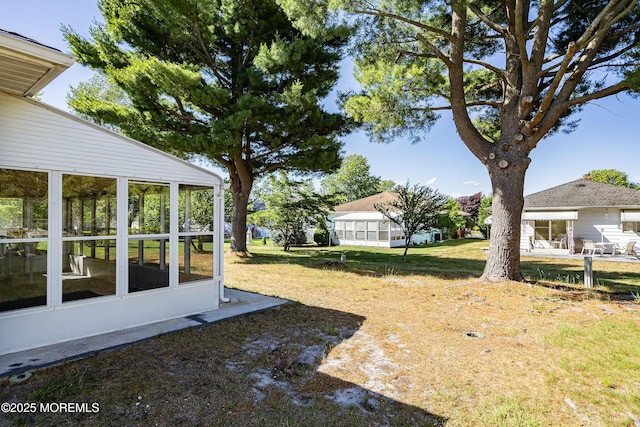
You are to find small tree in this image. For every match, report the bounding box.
[313,221,331,246]
[584,169,639,189]
[456,192,482,225]
[320,154,385,203]
[375,182,447,262]
[252,172,335,251]
[439,199,467,239]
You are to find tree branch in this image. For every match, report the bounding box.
[415,33,453,68]
[463,58,507,82]
[411,100,501,112]
[352,7,453,41]
[448,2,492,161]
[468,3,505,35]
[529,41,577,128]
[563,81,629,108]
[527,0,555,85]
[515,0,531,67]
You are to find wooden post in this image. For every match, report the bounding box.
[584,256,593,288]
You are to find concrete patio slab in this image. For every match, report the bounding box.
[0,289,289,377]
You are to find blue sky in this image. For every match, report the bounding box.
[2,1,639,197]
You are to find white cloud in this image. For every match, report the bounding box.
[463,180,479,186]
[425,177,437,186]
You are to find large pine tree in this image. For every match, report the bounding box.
[280,0,640,280]
[64,0,350,252]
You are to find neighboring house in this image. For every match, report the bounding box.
[521,178,640,254]
[0,30,226,355]
[331,192,444,248]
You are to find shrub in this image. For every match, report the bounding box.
[314,227,330,246]
[270,228,307,248]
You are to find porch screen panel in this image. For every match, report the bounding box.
[621,211,640,231]
[128,182,170,292]
[379,221,390,241]
[0,169,48,312]
[367,221,377,241]
[62,174,117,302]
[345,221,354,240]
[178,184,214,284]
[621,211,640,222]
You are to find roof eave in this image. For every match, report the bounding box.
[0,30,75,96]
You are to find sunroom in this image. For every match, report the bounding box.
[0,30,225,354]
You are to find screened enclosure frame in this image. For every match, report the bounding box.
[0,167,225,314]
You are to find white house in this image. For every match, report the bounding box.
[0,30,226,355]
[331,192,444,248]
[521,178,640,254]
[332,192,406,248]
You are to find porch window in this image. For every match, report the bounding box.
[178,184,214,284]
[128,181,170,292]
[534,220,567,246]
[355,221,366,240]
[345,221,354,240]
[0,169,48,312]
[623,222,640,232]
[367,221,378,241]
[62,174,117,302]
[379,221,389,241]
[390,222,404,241]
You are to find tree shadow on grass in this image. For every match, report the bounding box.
[229,241,489,281]
[521,259,640,298]
[0,303,447,426]
[230,241,640,297]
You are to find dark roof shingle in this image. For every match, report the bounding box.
[524,178,640,209]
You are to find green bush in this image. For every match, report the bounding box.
[270,229,307,248]
[314,227,330,246]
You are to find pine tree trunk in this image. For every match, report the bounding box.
[481,160,528,281]
[229,175,252,253]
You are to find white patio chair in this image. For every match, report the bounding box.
[552,234,567,249]
[615,240,638,259]
[581,239,602,256]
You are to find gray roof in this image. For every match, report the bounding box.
[334,192,399,212]
[0,29,62,52]
[524,178,640,209]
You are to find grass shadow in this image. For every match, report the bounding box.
[229,240,489,281]
[521,258,640,297]
[0,303,447,426]
[230,240,640,296]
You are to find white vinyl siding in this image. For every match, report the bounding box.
[0,93,218,185]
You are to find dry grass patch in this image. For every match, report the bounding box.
[2,240,639,426]
[224,241,640,426]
